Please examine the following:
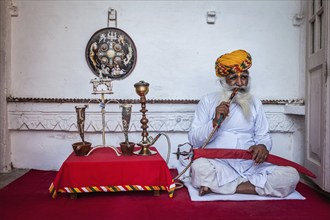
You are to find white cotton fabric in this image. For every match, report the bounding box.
[191,158,300,197]
[188,92,272,150]
[177,162,305,201]
[188,91,275,189]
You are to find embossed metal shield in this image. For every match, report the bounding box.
[85,27,137,80]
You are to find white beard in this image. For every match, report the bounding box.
[219,77,253,119]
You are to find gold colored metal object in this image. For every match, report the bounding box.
[134,81,157,155]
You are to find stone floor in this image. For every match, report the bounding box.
[0,169,30,189]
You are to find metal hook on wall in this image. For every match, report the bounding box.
[108,8,117,27]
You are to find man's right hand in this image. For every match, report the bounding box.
[213,101,230,127]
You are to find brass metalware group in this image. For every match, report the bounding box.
[72,80,157,157]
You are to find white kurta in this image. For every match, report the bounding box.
[188,92,275,188]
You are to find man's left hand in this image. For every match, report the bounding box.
[248,144,269,164]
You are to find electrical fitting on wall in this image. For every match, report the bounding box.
[206,11,216,24]
[292,13,304,26]
[9,0,19,17]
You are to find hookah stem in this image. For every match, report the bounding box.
[174,88,239,181]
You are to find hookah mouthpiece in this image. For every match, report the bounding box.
[229,88,239,102]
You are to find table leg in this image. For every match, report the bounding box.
[153,190,160,196]
[70,193,78,200]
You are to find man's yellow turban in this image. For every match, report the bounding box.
[215,49,252,77]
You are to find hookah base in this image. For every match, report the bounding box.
[134,144,157,156]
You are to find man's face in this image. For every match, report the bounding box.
[225,71,249,88]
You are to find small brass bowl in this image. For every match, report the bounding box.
[120,142,135,156]
[134,81,149,96]
[72,142,92,156]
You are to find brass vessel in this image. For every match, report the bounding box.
[134,81,156,155]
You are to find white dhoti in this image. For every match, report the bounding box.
[191,158,300,198]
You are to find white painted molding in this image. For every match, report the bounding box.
[283,105,305,115]
[8,111,194,132]
[8,105,300,133]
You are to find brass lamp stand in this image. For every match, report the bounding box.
[134,81,157,155]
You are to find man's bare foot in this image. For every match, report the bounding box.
[199,186,212,196]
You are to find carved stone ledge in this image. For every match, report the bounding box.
[8,110,300,133]
[267,113,296,132]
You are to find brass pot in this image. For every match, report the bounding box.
[72,141,92,156]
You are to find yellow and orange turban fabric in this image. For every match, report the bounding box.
[215,49,252,77]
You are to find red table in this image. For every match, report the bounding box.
[49,147,175,198]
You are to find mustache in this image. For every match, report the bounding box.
[219,77,250,94]
[228,85,248,93]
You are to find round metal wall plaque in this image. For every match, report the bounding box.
[85,27,137,80]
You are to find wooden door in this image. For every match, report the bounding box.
[306,0,330,192]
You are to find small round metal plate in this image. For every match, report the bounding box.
[85,27,137,80]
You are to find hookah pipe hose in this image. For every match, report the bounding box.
[173,88,239,181]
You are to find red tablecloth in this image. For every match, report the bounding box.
[49,147,175,198]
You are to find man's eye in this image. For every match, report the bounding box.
[229,76,237,80]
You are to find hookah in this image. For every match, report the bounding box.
[133,81,172,163]
[133,80,156,155]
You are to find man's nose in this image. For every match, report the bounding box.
[236,76,242,87]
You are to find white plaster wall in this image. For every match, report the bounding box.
[8,0,307,171]
[8,102,304,170]
[10,0,304,100]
